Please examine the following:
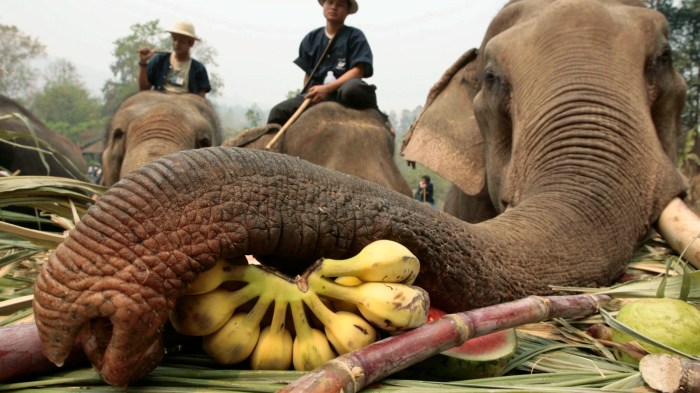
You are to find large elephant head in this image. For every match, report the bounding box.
[100,91,221,187]
[32,0,700,386]
[403,0,688,225]
[224,102,413,197]
[0,94,87,180]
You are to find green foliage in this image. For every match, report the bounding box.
[647,0,700,138]
[31,60,107,144]
[0,24,46,102]
[101,20,165,117]
[245,104,264,128]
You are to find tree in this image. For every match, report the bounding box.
[0,24,46,103]
[647,0,700,134]
[32,59,106,144]
[245,104,263,128]
[102,20,224,117]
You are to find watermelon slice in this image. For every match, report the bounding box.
[400,307,518,380]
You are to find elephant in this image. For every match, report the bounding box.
[223,102,413,197]
[0,94,87,180]
[100,91,221,187]
[31,0,700,386]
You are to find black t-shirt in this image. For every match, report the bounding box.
[294,25,373,91]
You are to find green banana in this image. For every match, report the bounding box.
[317,240,420,284]
[309,272,430,332]
[202,293,273,364]
[304,292,377,355]
[290,299,336,371]
[249,300,293,370]
[169,285,259,336]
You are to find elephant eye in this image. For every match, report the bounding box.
[196,137,211,148]
[112,128,124,141]
[657,45,673,66]
[483,69,498,86]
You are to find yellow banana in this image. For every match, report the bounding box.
[309,272,429,332]
[169,285,259,336]
[250,325,293,370]
[331,276,362,313]
[202,294,273,364]
[186,256,249,295]
[317,240,420,284]
[290,300,336,371]
[250,300,293,370]
[304,292,377,355]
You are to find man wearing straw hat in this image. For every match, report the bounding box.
[138,21,211,98]
[267,0,379,125]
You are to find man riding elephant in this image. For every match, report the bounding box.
[267,0,388,126]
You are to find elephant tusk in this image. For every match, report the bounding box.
[657,197,700,269]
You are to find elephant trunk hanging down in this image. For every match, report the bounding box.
[32,0,700,387]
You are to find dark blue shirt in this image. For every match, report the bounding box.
[294,25,373,91]
[146,52,211,94]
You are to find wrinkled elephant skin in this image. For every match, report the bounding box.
[224,102,413,197]
[101,91,221,187]
[33,0,693,387]
[0,95,88,180]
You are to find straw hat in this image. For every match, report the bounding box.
[166,21,199,40]
[318,0,358,15]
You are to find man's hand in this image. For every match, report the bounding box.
[138,47,156,65]
[306,84,333,104]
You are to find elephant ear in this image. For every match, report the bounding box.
[401,48,484,195]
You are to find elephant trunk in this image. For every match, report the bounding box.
[31,147,659,386]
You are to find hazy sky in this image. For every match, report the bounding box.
[2,1,507,113]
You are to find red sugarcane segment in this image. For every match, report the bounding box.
[279,294,611,393]
[0,322,86,382]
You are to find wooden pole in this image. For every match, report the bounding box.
[265,98,312,150]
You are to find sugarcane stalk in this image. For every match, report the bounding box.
[640,354,700,393]
[278,294,611,393]
[0,322,86,382]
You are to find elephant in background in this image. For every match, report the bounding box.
[32,0,700,386]
[101,91,221,187]
[0,95,87,180]
[223,102,413,197]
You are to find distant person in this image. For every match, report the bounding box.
[267,0,382,125]
[415,175,435,207]
[138,21,211,98]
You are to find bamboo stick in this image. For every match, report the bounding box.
[278,294,611,393]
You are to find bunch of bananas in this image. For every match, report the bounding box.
[169,240,430,371]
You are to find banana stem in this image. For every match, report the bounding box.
[307,272,357,303]
[227,283,262,310]
[289,300,312,340]
[270,300,288,333]
[317,256,357,278]
[278,294,612,393]
[303,291,336,327]
[245,292,274,327]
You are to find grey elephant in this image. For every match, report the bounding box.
[100,91,221,187]
[223,102,412,197]
[0,95,87,180]
[31,0,700,387]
